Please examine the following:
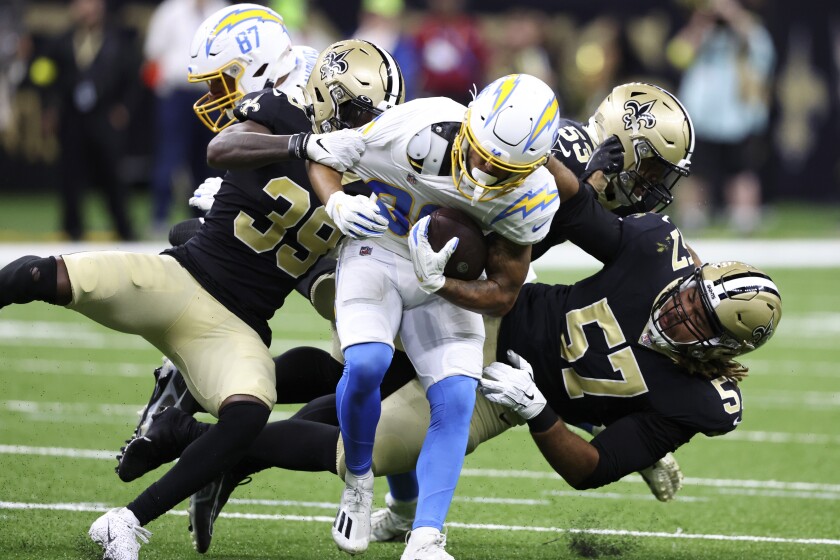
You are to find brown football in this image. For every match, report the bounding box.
[427,207,487,281]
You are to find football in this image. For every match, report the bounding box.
[427,207,487,281]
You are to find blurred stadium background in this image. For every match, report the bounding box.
[0,0,838,241]
[1,1,840,559]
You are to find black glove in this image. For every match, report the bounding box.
[581,134,624,183]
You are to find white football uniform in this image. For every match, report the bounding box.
[334,97,559,388]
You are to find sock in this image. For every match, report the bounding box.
[241,418,341,474]
[387,471,419,502]
[0,256,57,308]
[336,342,392,476]
[127,401,269,526]
[413,375,477,531]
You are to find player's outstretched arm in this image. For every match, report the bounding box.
[207,121,364,172]
[479,351,599,488]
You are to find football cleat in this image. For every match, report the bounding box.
[370,492,416,543]
[639,452,684,502]
[332,470,375,554]
[133,358,201,440]
[188,471,252,554]
[89,507,151,560]
[400,527,453,560]
[116,407,189,482]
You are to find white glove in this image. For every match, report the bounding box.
[639,452,684,502]
[325,191,388,240]
[289,129,365,172]
[408,215,457,294]
[479,350,546,420]
[189,176,223,212]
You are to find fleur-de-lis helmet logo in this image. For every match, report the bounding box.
[319,49,351,81]
[623,99,657,131]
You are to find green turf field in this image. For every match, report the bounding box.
[0,265,838,560]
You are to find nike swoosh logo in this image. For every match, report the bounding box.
[106,521,116,545]
[532,219,551,232]
[555,140,573,158]
[523,391,535,400]
[315,138,332,154]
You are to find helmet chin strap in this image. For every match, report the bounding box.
[469,167,498,206]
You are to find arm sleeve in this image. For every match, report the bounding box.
[577,412,694,489]
[553,182,623,264]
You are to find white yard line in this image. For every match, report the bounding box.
[2,240,840,270]
[1,444,837,495]
[0,500,838,546]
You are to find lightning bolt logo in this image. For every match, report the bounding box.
[523,96,559,152]
[207,8,285,56]
[491,185,559,225]
[482,75,521,128]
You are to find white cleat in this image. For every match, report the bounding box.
[401,527,453,560]
[89,507,151,560]
[332,470,374,554]
[370,492,416,542]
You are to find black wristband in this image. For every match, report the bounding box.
[288,132,311,160]
[527,406,560,433]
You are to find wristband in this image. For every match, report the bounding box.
[527,406,559,433]
[288,132,311,159]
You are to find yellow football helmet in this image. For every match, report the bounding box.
[452,74,560,202]
[303,39,405,133]
[648,261,782,362]
[187,4,295,132]
[588,82,694,212]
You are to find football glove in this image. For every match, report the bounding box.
[189,176,223,213]
[288,129,365,173]
[325,191,388,240]
[479,350,546,421]
[581,134,624,184]
[408,215,457,294]
[639,452,684,502]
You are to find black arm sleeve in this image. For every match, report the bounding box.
[577,412,694,489]
[554,182,623,265]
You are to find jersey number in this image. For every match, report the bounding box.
[555,125,592,165]
[234,177,342,278]
[711,377,742,414]
[370,181,439,237]
[560,299,648,399]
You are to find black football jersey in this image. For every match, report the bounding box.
[165,89,342,345]
[551,118,595,178]
[498,187,743,485]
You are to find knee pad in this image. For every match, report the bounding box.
[0,255,57,307]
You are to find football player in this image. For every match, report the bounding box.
[132,173,781,556]
[0,13,404,560]
[301,73,562,559]
[123,82,697,553]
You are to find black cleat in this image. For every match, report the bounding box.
[188,471,252,554]
[116,407,188,482]
[133,358,202,440]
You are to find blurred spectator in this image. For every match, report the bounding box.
[669,0,775,233]
[352,0,420,100]
[488,9,555,90]
[144,0,227,236]
[0,0,27,134]
[270,0,338,51]
[42,0,139,241]
[412,0,487,103]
